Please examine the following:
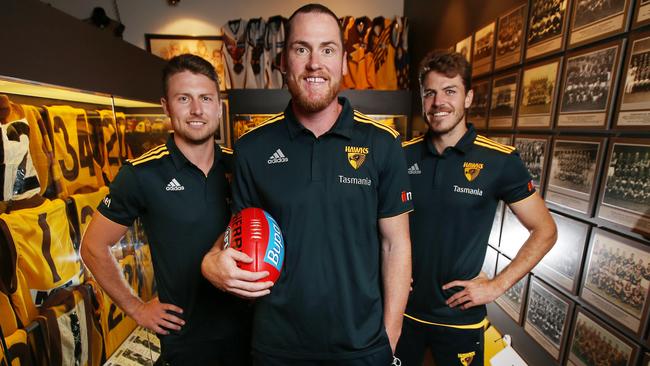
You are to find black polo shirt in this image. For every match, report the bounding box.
[98,135,247,348]
[232,97,413,360]
[402,124,534,326]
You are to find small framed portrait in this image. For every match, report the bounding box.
[524,277,574,361]
[468,79,491,129]
[472,22,496,77]
[514,135,551,191]
[145,34,228,92]
[526,0,570,60]
[633,0,650,28]
[568,0,632,48]
[517,58,562,128]
[533,212,590,294]
[489,71,520,130]
[230,113,277,145]
[456,35,473,63]
[489,201,505,247]
[499,206,529,258]
[596,138,650,237]
[580,228,650,335]
[614,32,650,129]
[495,4,527,71]
[545,137,606,217]
[482,245,499,279]
[495,255,529,324]
[557,40,624,128]
[566,307,639,366]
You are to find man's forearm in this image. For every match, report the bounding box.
[382,238,411,350]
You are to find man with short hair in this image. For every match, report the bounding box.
[81,54,251,366]
[396,51,557,365]
[202,4,412,365]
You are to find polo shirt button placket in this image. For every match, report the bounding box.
[312,138,322,182]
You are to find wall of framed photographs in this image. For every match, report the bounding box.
[452,0,650,364]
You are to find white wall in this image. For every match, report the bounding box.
[42,0,404,49]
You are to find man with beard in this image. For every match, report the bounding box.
[201,3,412,365]
[395,51,556,365]
[81,54,251,365]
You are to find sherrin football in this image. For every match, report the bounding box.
[223,207,284,283]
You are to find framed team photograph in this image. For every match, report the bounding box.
[557,41,623,128]
[567,307,639,366]
[472,22,496,77]
[517,59,562,128]
[489,72,520,129]
[456,35,473,63]
[514,135,551,191]
[596,138,650,236]
[526,0,569,60]
[633,0,650,28]
[495,255,529,324]
[545,137,605,217]
[468,79,491,129]
[614,32,650,129]
[568,0,632,48]
[533,212,589,294]
[524,277,573,361]
[580,228,650,335]
[145,34,228,91]
[489,201,505,247]
[499,206,529,258]
[482,245,499,279]
[495,4,527,71]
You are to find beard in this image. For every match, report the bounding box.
[287,73,340,113]
[424,107,466,135]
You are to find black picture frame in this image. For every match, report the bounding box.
[544,137,606,217]
[568,0,632,48]
[557,40,624,129]
[533,212,590,294]
[514,134,551,192]
[495,4,527,71]
[489,71,520,130]
[596,138,650,237]
[580,228,650,336]
[523,276,574,361]
[614,31,650,130]
[517,58,562,129]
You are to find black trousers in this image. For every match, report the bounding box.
[155,336,251,366]
[395,317,484,366]
[252,344,393,366]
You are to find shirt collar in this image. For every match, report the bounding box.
[285,97,354,140]
[424,123,477,156]
[167,134,222,171]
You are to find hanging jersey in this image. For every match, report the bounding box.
[245,18,267,89]
[38,284,102,366]
[0,119,40,201]
[341,16,357,89]
[114,113,130,161]
[86,279,137,360]
[95,111,122,183]
[134,244,155,302]
[0,197,83,326]
[223,19,248,89]
[348,17,375,90]
[395,17,410,90]
[265,16,286,89]
[69,187,109,246]
[0,284,18,335]
[0,329,30,366]
[44,106,104,197]
[368,17,398,90]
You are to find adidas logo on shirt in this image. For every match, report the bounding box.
[267,149,289,164]
[408,163,422,175]
[166,178,185,191]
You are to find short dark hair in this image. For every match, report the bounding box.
[418,51,471,92]
[162,54,220,97]
[284,3,344,51]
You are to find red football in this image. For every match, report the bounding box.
[223,207,284,283]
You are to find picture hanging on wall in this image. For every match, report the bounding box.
[568,0,632,48]
[526,0,569,60]
[557,40,623,128]
[482,245,499,280]
[456,35,473,63]
[489,71,520,129]
[633,0,650,28]
[517,58,562,128]
[614,32,650,129]
[495,255,529,324]
[495,4,527,71]
[514,135,551,191]
[472,22,496,77]
[468,79,491,129]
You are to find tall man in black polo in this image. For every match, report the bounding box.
[81,54,250,365]
[395,51,557,365]
[201,4,412,365]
